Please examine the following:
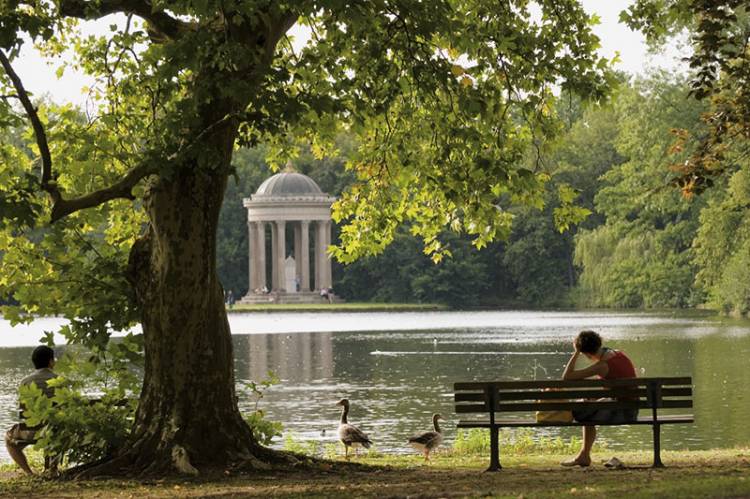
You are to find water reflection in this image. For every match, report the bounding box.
[236,332,334,382]
[1,311,749,462]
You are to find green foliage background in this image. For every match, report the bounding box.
[4,73,748,312]
[216,72,750,313]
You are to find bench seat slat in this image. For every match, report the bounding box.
[454,377,691,390]
[456,414,694,428]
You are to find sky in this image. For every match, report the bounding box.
[11,1,685,107]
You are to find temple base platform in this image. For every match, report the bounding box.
[239,291,344,305]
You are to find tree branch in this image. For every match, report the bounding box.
[273,13,299,50]
[0,49,156,223]
[58,0,192,41]
[0,49,59,202]
[49,163,155,222]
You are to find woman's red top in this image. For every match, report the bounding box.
[601,350,637,380]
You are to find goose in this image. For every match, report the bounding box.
[336,398,372,459]
[408,413,444,462]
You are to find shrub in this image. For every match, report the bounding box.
[19,334,142,467]
[238,371,283,446]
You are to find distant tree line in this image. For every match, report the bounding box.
[217,72,750,314]
[3,73,746,313]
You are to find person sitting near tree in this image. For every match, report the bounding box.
[4,345,60,475]
[560,330,638,467]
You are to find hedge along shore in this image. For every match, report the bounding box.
[1,448,748,498]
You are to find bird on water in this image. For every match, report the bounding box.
[335,398,373,459]
[408,413,444,462]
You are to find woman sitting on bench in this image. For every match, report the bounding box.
[560,330,638,467]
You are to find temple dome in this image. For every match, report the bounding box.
[255,172,324,197]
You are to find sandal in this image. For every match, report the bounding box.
[603,457,624,469]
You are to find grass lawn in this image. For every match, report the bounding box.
[227,302,448,312]
[1,448,748,498]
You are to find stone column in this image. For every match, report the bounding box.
[314,220,325,291]
[300,221,310,292]
[276,220,286,292]
[293,223,302,293]
[270,222,278,291]
[255,221,266,291]
[248,221,257,292]
[322,220,332,289]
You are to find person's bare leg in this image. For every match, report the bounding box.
[5,440,33,476]
[577,425,596,464]
[562,425,594,466]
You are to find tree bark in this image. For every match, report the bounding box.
[67,12,302,475]
[79,127,283,477]
[132,170,251,474]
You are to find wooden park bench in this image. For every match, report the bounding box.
[454,377,693,471]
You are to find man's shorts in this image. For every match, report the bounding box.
[5,423,38,449]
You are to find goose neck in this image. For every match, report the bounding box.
[340,405,349,424]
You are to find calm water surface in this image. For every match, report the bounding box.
[1,310,749,462]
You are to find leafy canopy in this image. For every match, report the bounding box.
[624,0,750,196]
[2,1,612,343]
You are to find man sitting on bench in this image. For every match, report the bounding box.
[4,345,59,475]
[560,330,638,467]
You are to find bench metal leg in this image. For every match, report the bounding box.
[486,426,502,472]
[652,423,664,468]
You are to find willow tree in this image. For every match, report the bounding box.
[0,0,610,475]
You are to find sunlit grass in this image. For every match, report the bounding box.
[452,428,587,456]
[2,447,749,498]
[279,429,589,462]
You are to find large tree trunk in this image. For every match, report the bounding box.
[129,170,255,474]
[79,127,284,477]
[63,11,300,478]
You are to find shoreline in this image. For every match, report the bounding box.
[0,305,727,318]
[226,302,449,313]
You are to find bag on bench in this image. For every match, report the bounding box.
[535,408,573,423]
[535,389,573,423]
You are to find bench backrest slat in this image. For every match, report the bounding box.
[454,377,691,391]
[454,377,693,415]
[453,387,693,402]
[455,387,691,403]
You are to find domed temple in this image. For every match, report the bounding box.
[240,171,340,304]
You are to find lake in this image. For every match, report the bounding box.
[1,310,749,462]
